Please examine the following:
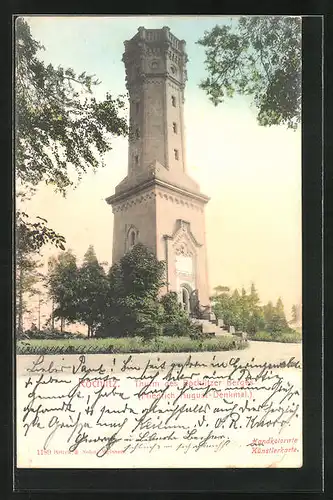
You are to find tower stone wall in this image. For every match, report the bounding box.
[106,26,210,308]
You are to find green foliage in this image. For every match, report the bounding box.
[17,211,66,253]
[135,298,165,340]
[211,283,264,333]
[210,286,233,326]
[291,303,301,324]
[250,330,301,343]
[263,300,275,324]
[159,291,199,337]
[163,316,201,338]
[47,246,109,336]
[211,284,289,335]
[197,16,301,129]
[17,335,247,355]
[47,250,80,329]
[76,246,109,336]
[160,291,184,321]
[16,18,128,250]
[17,329,85,340]
[267,315,289,335]
[97,250,202,339]
[265,297,289,334]
[98,244,166,338]
[119,243,166,298]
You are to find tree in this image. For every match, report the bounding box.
[210,286,233,326]
[17,210,66,253]
[97,244,166,338]
[239,287,250,330]
[119,243,166,299]
[16,212,47,334]
[291,303,301,324]
[247,308,265,335]
[229,289,243,330]
[159,291,196,337]
[35,290,47,331]
[16,244,44,335]
[197,16,301,129]
[76,246,109,337]
[249,283,260,309]
[47,250,80,332]
[246,283,264,334]
[265,297,289,334]
[16,18,128,249]
[275,297,288,324]
[263,300,275,326]
[268,313,287,335]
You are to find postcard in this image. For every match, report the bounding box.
[15,15,302,469]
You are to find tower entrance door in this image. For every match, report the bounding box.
[180,284,192,313]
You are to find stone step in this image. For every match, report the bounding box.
[215,330,233,337]
[191,318,233,336]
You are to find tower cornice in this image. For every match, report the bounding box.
[106,178,210,207]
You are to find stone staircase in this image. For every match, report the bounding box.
[192,317,233,337]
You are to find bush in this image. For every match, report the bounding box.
[16,335,248,355]
[162,317,201,337]
[249,330,302,343]
[160,292,202,338]
[97,291,202,340]
[17,329,85,340]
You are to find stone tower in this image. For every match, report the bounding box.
[106,26,210,309]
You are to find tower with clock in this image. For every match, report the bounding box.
[106,26,211,311]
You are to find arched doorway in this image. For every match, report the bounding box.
[180,284,192,313]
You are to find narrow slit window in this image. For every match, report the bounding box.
[174,149,179,160]
[136,127,140,139]
[171,95,176,107]
[130,231,135,246]
[173,122,177,133]
[134,155,139,166]
[135,102,139,114]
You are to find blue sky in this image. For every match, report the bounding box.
[26,16,245,106]
[20,16,302,324]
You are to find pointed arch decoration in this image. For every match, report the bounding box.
[125,224,139,252]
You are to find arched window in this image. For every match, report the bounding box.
[126,225,139,252]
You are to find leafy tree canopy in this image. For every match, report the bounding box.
[197,16,301,129]
[117,243,166,299]
[102,244,166,337]
[77,246,109,336]
[291,303,301,324]
[16,18,128,250]
[47,250,80,326]
[211,284,290,335]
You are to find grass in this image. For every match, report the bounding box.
[249,330,302,343]
[16,335,248,355]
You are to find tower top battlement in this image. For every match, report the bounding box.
[124,26,187,53]
[122,26,188,92]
